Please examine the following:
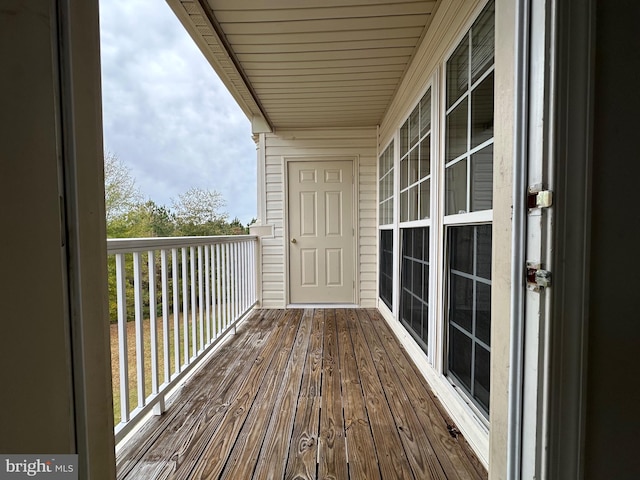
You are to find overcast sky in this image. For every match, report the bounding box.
[99,0,257,225]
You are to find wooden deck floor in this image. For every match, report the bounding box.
[116,308,487,480]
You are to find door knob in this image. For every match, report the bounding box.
[291,238,297,244]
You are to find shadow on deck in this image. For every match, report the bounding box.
[116,308,487,479]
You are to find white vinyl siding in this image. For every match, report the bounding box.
[259,128,377,308]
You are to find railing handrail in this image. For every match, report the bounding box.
[107,234,258,254]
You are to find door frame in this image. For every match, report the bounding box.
[283,155,360,306]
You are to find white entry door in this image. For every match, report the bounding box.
[288,160,355,304]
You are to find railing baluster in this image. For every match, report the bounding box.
[211,245,219,339]
[238,242,243,316]
[115,253,129,423]
[242,241,248,312]
[220,243,225,331]
[205,244,211,345]
[133,251,145,409]
[198,245,204,352]
[148,251,159,400]
[190,246,196,360]
[233,242,238,323]
[181,247,188,365]
[222,243,228,330]
[161,250,170,385]
[216,243,222,336]
[227,243,232,326]
[172,248,180,375]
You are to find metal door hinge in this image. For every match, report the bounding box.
[527,184,553,209]
[526,262,552,291]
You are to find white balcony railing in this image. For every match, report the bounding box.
[107,235,258,443]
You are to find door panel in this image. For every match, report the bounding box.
[289,160,354,303]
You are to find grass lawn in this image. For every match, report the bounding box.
[109,313,209,424]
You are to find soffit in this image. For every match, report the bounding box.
[169,0,440,130]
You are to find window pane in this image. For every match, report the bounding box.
[409,148,419,185]
[421,303,429,345]
[420,89,431,137]
[445,159,467,215]
[471,144,493,212]
[400,121,409,156]
[419,136,430,179]
[450,274,473,332]
[409,107,420,149]
[412,293,423,337]
[379,230,394,309]
[378,141,394,225]
[446,100,468,162]
[447,37,469,108]
[402,256,411,292]
[476,224,492,279]
[476,282,491,346]
[412,226,423,257]
[471,72,494,148]
[422,255,430,299]
[401,290,411,323]
[379,199,390,225]
[412,256,422,291]
[449,327,472,390]
[400,227,430,351]
[474,345,490,412]
[447,224,492,416]
[419,179,430,220]
[400,190,408,222]
[471,0,495,84]
[408,185,418,221]
[400,155,409,190]
[449,225,474,274]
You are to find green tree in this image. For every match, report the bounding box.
[104,152,142,222]
[107,200,177,238]
[172,187,228,236]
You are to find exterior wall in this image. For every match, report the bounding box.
[376,0,513,471]
[257,128,377,308]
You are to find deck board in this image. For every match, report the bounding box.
[116,308,488,480]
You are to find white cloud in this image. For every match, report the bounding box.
[100,0,256,224]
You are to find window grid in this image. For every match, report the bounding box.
[400,227,430,351]
[444,0,495,216]
[447,224,492,416]
[379,230,394,310]
[400,89,432,223]
[378,141,395,226]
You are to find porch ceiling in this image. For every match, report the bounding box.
[167,0,440,131]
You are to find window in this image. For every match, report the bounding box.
[444,0,494,417]
[400,89,432,222]
[444,2,494,215]
[379,141,394,226]
[400,227,430,350]
[379,230,394,309]
[447,224,492,414]
[378,141,394,308]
